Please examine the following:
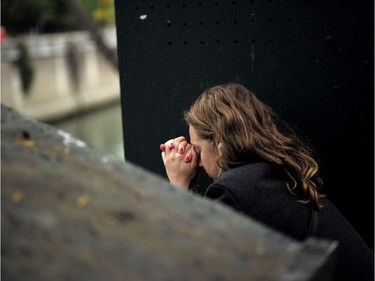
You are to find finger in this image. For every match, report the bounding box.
[177,140,189,154]
[184,145,195,163]
[173,136,187,150]
[160,144,166,151]
[174,136,187,143]
[161,151,166,162]
[184,151,192,163]
[163,139,175,151]
[168,142,175,149]
[167,136,186,151]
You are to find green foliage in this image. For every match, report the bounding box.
[81,0,98,13]
[14,41,35,95]
[1,0,112,35]
[92,0,115,26]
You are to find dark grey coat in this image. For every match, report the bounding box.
[203,162,374,281]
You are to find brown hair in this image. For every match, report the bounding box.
[184,83,324,209]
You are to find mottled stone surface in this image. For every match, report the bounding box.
[1,104,337,281]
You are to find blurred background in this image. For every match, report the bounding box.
[1,0,124,160]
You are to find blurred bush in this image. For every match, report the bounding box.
[1,0,115,35]
[92,0,115,26]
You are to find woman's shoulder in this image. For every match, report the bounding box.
[204,161,300,227]
[215,161,285,187]
[207,161,288,205]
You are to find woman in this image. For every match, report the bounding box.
[160,83,373,281]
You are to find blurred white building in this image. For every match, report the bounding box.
[1,26,120,122]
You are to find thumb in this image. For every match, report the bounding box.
[190,146,199,168]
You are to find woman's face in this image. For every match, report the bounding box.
[189,126,221,179]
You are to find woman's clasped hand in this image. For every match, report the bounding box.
[160,136,199,190]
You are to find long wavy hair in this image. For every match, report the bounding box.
[184,83,324,209]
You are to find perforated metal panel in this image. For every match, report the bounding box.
[115,0,373,249]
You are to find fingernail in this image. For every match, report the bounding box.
[169,143,174,149]
[160,144,166,151]
[179,148,184,153]
[185,156,190,162]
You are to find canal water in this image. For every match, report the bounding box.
[51,103,125,160]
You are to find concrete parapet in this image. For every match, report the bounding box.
[1,104,337,281]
